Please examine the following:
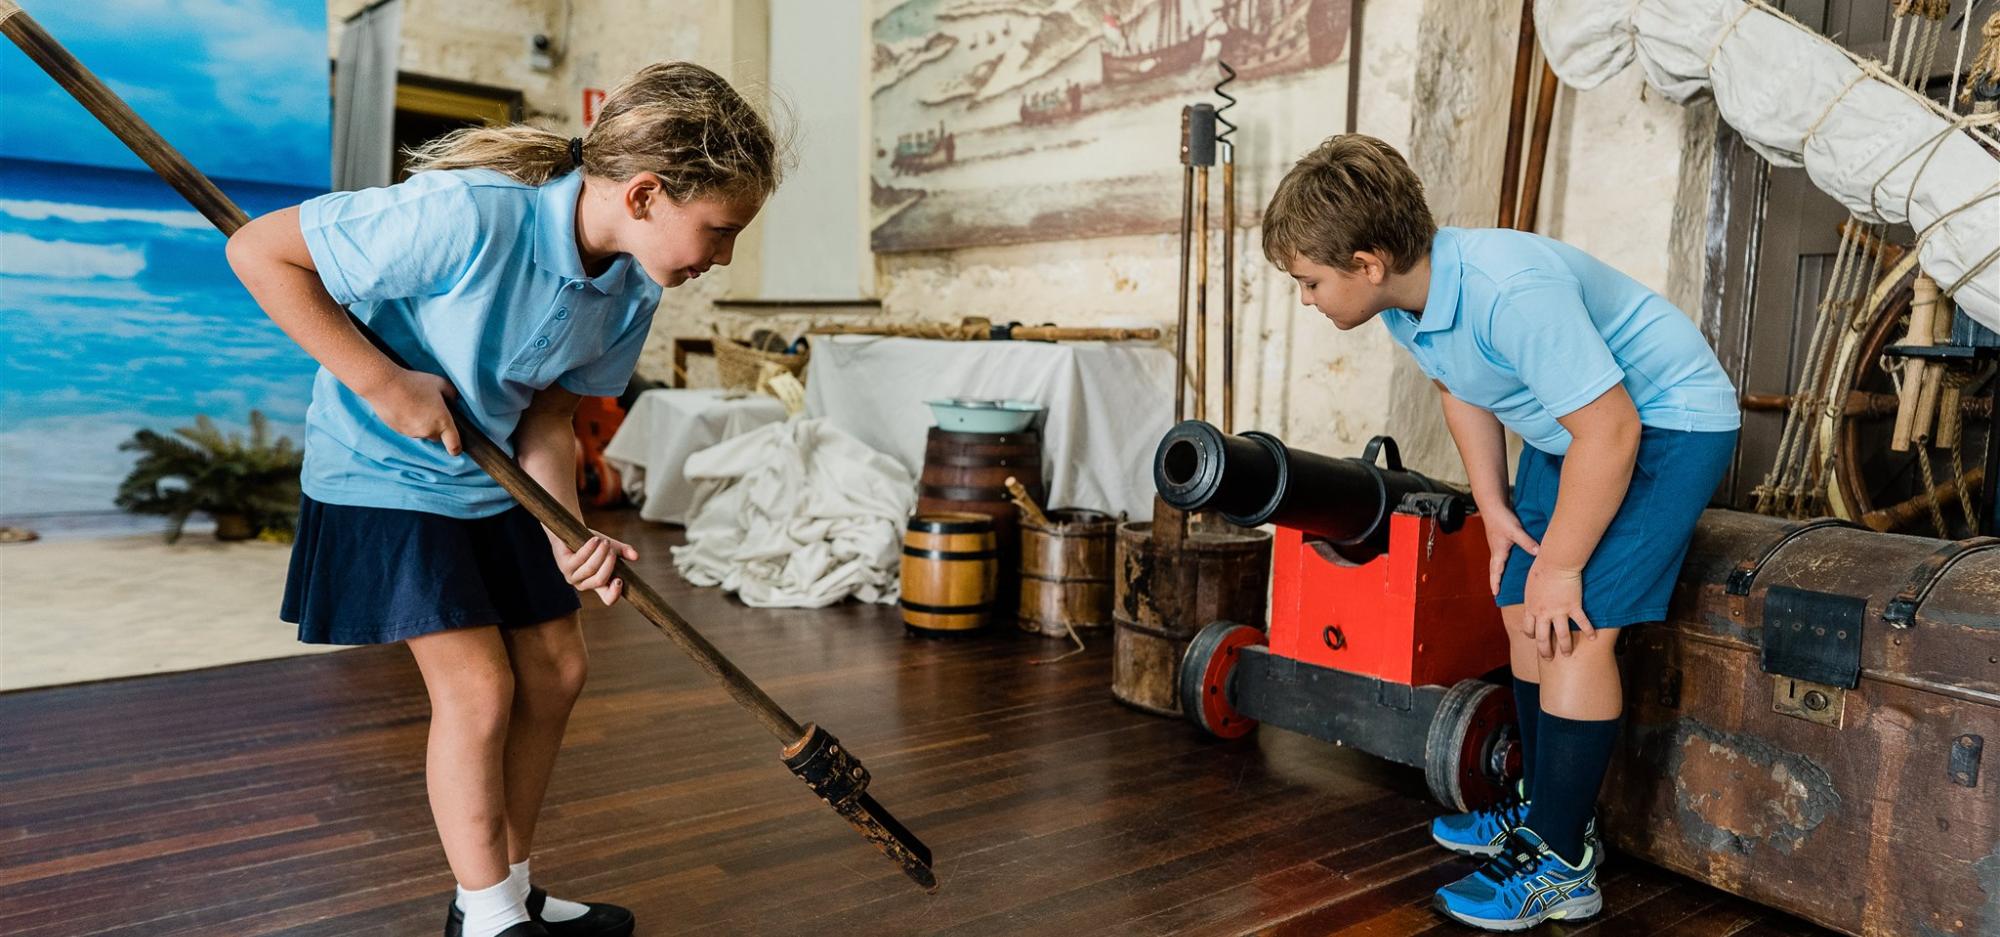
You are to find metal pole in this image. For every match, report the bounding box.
[1196,163,1210,423]
[1221,141,1236,434]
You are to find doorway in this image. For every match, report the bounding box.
[391,75,523,180]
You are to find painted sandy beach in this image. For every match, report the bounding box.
[0,534,336,691]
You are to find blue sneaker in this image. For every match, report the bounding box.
[1431,785,1604,862]
[1430,797,1531,857]
[1433,828,1602,931]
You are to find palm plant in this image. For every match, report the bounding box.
[115,411,303,543]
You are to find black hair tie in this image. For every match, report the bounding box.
[568,137,584,170]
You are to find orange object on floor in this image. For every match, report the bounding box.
[574,395,627,508]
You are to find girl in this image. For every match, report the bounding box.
[227,62,780,937]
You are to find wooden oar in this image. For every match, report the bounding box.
[810,320,1162,342]
[0,0,936,892]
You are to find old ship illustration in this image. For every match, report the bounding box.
[1219,0,1347,78]
[1100,0,1205,85]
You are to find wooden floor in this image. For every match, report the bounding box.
[0,511,1840,937]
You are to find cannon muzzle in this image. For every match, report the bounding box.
[1152,420,1463,562]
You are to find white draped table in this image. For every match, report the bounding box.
[801,336,1178,520]
[603,388,789,524]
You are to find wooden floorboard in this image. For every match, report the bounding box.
[0,511,1843,936]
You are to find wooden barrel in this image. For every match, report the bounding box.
[1018,508,1118,637]
[1112,518,1272,715]
[915,428,1044,612]
[900,513,999,634]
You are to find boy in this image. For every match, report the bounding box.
[1261,135,1739,931]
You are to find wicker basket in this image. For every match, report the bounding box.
[715,336,808,392]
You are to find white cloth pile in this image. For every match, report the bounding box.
[670,418,914,608]
[1535,0,2000,332]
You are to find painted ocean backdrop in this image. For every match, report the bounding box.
[0,157,323,534]
[0,0,328,537]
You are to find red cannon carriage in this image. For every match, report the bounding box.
[1154,421,1523,809]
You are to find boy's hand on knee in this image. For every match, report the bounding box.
[553,531,640,606]
[1484,507,1541,595]
[1522,561,1594,658]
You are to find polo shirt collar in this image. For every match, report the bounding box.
[1398,227,1461,333]
[534,170,632,294]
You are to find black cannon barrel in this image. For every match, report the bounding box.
[1152,420,1458,561]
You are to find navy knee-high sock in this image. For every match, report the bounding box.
[1512,677,1539,797]
[1523,711,1620,865]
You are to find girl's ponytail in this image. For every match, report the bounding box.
[402,124,576,186]
[402,62,781,202]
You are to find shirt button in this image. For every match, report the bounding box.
[535,337,550,349]
[555,307,569,319]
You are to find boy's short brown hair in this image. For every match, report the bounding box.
[1262,134,1436,274]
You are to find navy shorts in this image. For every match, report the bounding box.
[1496,427,1738,629]
[281,495,582,645]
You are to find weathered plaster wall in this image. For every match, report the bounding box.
[1542,68,1716,317]
[338,1,1713,484]
[326,0,730,125]
[859,0,1431,465]
[861,0,1709,484]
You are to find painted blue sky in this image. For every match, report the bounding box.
[0,0,329,188]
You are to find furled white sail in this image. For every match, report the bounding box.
[1536,0,2000,333]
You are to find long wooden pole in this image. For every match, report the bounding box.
[1174,163,1195,423]
[0,0,936,891]
[1740,389,1996,420]
[808,322,1161,342]
[1516,61,1560,231]
[1497,0,1537,228]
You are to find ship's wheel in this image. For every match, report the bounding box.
[1815,262,1997,537]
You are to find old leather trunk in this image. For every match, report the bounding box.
[1602,509,2000,937]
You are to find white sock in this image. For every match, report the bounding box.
[512,859,591,923]
[456,866,531,937]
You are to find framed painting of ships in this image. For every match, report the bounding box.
[871,0,1352,252]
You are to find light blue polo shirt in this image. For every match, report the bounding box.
[296,168,662,518]
[1381,227,1739,456]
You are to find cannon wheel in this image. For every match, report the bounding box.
[1178,621,1264,739]
[1423,679,1520,811]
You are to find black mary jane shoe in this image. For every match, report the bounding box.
[527,886,636,937]
[442,912,548,937]
[443,888,633,937]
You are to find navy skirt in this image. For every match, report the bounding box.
[1495,426,1738,629]
[281,495,582,645]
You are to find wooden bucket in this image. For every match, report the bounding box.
[915,428,1044,611]
[1112,518,1273,715]
[900,512,999,635]
[1018,508,1118,637]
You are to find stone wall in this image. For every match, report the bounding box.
[332,0,1714,484]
